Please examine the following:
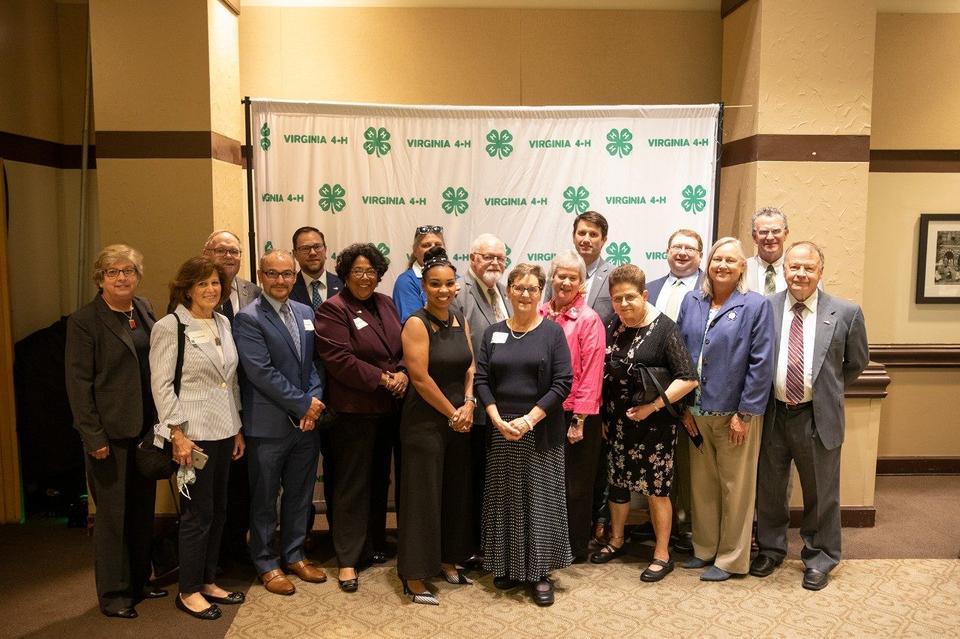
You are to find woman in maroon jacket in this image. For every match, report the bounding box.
[314,243,408,592]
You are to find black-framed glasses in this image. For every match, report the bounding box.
[103,267,137,279]
[210,247,242,257]
[416,225,443,235]
[262,269,297,280]
[295,243,326,254]
[510,285,541,296]
[350,268,378,279]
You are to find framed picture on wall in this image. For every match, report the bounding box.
[917,213,960,304]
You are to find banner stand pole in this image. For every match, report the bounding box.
[242,96,258,282]
[712,102,724,244]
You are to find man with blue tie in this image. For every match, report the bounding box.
[234,250,327,596]
[750,242,868,591]
[290,226,343,310]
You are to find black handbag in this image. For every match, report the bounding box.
[629,364,680,419]
[135,315,186,481]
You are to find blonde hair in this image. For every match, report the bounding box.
[93,244,144,287]
[700,237,748,298]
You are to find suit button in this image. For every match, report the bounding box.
[220,382,226,389]
[704,338,710,345]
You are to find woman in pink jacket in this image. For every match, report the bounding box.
[539,250,606,562]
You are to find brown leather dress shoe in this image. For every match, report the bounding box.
[284,560,328,583]
[260,569,296,595]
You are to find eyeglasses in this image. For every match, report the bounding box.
[209,247,242,257]
[350,268,379,279]
[262,270,296,280]
[295,243,325,254]
[416,225,443,235]
[476,253,506,265]
[103,267,137,279]
[754,228,785,238]
[669,245,700,254]
[510,285,541,296]
[612,294,642,305]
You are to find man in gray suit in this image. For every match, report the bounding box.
[203,230,261,323]
[750,241,869,590]
[547,211,615,325]
[457,233,510,566]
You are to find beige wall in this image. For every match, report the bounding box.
[878,369,960,457]
[239,7,721,105]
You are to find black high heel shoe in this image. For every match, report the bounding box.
[400,578,439,606]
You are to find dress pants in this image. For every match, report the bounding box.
[397,418,473,579]
[219,454,250,564]
[179,437,233,594]
[318,428,336,530]
[247,428,321,575]
[756,402,842,573]
[671,429,693,532]
[328,413,397,567]
[689,414,761,574]
[85,438,156,614]
[564,413,604,559]
[469,412,489,552]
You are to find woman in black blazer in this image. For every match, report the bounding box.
[65,244,166,618]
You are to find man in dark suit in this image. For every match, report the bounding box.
[234,250,327,596]
[645,228,704,552]
[456,233,510,565]
[203,229,261,565]
[288,226,342,532]
[547,211,615,325]
[750,241,869,591]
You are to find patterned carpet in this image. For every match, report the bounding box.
[226,558,960,638]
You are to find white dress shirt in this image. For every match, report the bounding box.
[303,272,327,303]
[653,271,700,319]
[774,290,818,403]
[747,255,787,294]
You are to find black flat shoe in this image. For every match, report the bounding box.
[202,591,245,605]
[441,568,474,585]
[463,554,484,570]
[142,587,168,599]
[338,577,359,593]
[802,568,830,591]
[493,575,520,590]
[529,578,554,607]
[104,607,138,619]
[371,551,388,564]
[176,595,222,620]
[401,578,439,606]
[640,558,675,582]
[590,537,627,564]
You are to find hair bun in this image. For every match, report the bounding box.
[423,246,448,263]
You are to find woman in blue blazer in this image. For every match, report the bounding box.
[675,237,775,581]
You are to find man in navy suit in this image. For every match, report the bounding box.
[290,226,343,311]
[234,250,327,596]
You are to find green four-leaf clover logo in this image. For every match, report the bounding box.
[681,184,707,214]
[562,185,590,214]
[376,242,390,257]
[363,126,391,157]
[259,122,271,151]
[441,186,469,216]
[318,183,346,213]
[605,242,632,266]
[505,244,512,268]
[605,128,633,158]
[485,129,514,159]
[263,240,274,252]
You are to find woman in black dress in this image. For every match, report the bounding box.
[397,247,476,605]
[590,264,698,582]
[474,263,573,606]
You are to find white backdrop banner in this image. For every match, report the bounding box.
[249,100,719,289]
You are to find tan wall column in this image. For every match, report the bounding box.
[89,0,245,310]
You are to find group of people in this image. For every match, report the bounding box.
[65,206,868,620]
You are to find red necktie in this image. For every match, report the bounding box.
[785,302,805,404]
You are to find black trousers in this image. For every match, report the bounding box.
[179,437,233,593]
[327,413,397,568]
[219,453,250,564]
[469,413,489,552]
[397,416,473,579]
[85,438,156,614]
[564,413,604,559]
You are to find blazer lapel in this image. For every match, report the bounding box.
[262,298,300,360]
[133,296,155,335]
[770,291,786,363]
[95,296,137,359]
[708,290,746,329]
[812,292,838,382]
[587,259,610,308]
[327,272,342,297]
[469,280,496,324]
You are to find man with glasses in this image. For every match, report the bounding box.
[234,250,328,595]
[457,233,511,568]
[202,229,261,567]
[746,208,790,295]
[290,226,343,312]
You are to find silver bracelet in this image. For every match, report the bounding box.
[521,415,534,432]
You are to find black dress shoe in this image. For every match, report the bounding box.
[493,575,520,590]
[371,551,388,564]
[749,555,782,578]
[463,554,485,570]
[640,558,675,583]
[104,607,138,619]
[338,577,359,593]
[202,591,245,605]
[529,578,554,607]
[802,568,830,591]
[670,531,694,554]
[175,595,222,620]
[142,587,169,599]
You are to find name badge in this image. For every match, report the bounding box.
[303,319,315,331]
[187,332,210,344]
[491,331,508,344]
[353,317,369,329]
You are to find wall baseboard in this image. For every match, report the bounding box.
[790,506,875,528]
[876,457,960,475]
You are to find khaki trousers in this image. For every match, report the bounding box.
[689,414,761,574]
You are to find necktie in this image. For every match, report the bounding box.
[664,279,685,321]
[280,303,302,359]
[488,287,503,321]
[785,302,805,404]
[764,265,776,295]
[311,280,322,310]
[221,297,235,324]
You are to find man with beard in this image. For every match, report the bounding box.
[457,233,510,568]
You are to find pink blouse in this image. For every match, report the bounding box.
[539,294,605,414]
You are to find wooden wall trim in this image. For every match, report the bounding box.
[791,506,874,528]
[721,0,751,19]
[876,457,960,475]
[869,344,960,367]
[721,134,871,168]
[96,131,243,166]
[870,149,960,173]
[845,362,891,399]
[0,131,96,169]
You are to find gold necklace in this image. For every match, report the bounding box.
[199,317,222,346]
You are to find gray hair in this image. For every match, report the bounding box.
[259,249,296,271]
[785,241,825,268]
[93,244,144,287]
[700,236,748,298]
[549,250,587,283]
[469,233,505,254]
[751,207,789,231]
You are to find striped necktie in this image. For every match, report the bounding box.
[785,302,805,404]
[311,280,322,310]
[280,303,302,359]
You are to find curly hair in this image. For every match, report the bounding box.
[335,242,390,282]
[167,255,228,314]
[506,263,546,290]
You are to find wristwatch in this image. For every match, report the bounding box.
[736,411,753,421]
[573,414,585,428]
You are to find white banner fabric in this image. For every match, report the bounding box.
[249,100,719,291]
